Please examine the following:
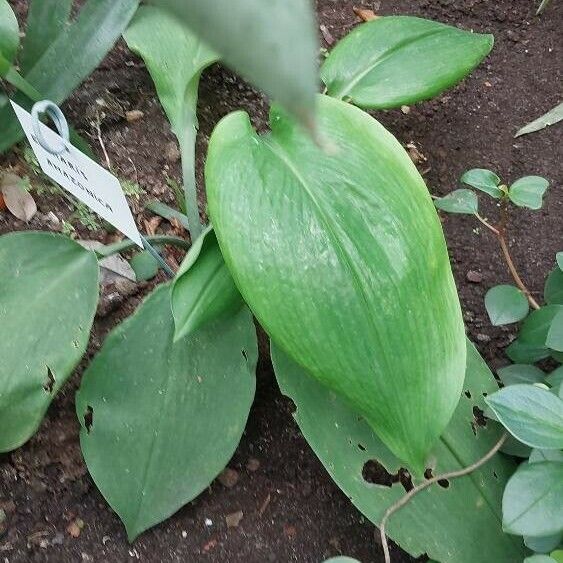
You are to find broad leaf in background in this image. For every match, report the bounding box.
[434,189,478,214]
[485,285,529,326]
[515,102,563,137]
[557,252,563,271]
[321,16,493,109]
[545,268,563,305]
[130,250,159,281]
[506,339,550,364]
[508,176,550,210]
[461,168,503,197]
[502,461,563,537]
[485,385,563,449]
[547,308,563,352]
[172,226,243,341]
[0,232,99,452]
[149,0,318,125]
[546,367,563,390]
[208,95,467,474]
[272,340,527,562]
[0,0,140,153]
[524,556,558,563]
[124,5,218,239]
[323,559,361,563]
[20,0,72,73]
[76,284,257,540]
[0,0,18,64]
[525,531,563,554]
[497,364,545,386]
[521,305,563,347]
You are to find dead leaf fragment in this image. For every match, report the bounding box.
[218,467,239,488]
[353,7,378,21]
[319,24,334,45]
[246,458,260,472]
[66,519,84,538]
[225,510,243,528]
[125,110,144,123]
[1,173,37,222]
[406,142,427,164]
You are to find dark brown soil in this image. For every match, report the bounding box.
[1,0,562,562]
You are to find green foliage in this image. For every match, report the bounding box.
[508,176,550,210]
[321,16,493,109]
[206,94,466,474]
[461,168,502,197]
[76,284,258,540]
[545,268,563,305]
[0,232,99,452]
[506,339,550,364]
[547,309,563,352]
[130,250,159,281]
[557,253,563,271]
[515,102,563,137]
[171,227,243,341]
[272,340,527,562]
[485,285,529,326]
[520,306,563,347]
[525,532,563,554]
[497,364,545,386]
[149,0,318,124]
[434,189,478,214]
[120,179,144,199]
[0,0,19,64]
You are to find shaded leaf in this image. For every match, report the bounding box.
[321,16,493,109]
[485,384,563,449]
[546,367,563,391]
[502,461,563,536]
[171,226,243,341]
[529,448,563,464]
[557,252,563,272]
[485,285,529,326]
[130,250,159,282]
[547,308,563,352]
[0,232,99,452]
[272,339,527,562]
[524,556,558,563]
[461,168,502,197]
[1,173,37,222]
[508,176,550,210]
[0,0,18,64]
[434,189,478,214]
[149,0,318,124]
[545,268,563,305]
[76,284,257,540]
[521,306,563,345]
[497,364,545,386]
[207,94,466,474]
[515,102,563,137]
[506,339,550,364]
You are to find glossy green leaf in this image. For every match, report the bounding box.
[171,226,244,341]
[207,94,466,474]
[547,367,563,390]
[497,364,545,386]
[130,250,159,282]
[124,5,218,238]
[545,269,563,305]
[521,306,563,346]
[321,16,493,109]
[529,449,563,463]
[506,339,550,364]
[149,0,318,124]
[524,556,558,563]
[272,340,527,562]
[0,0,140,153]
[485,385,563,449]
[508,176,550,210]
[503,461,563,536]
[20,0,72,73]
[485,285,529,326]
[0,232,99,452]
[515,103,563,137]
[76,284,257,540]
[0,0,18,64]
[434,189,478,214]
[557,253,563,272]
[461,168,503,197]
[525,532,563,554]
[547,309,563,352]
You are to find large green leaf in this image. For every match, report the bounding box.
[0,0,18,64]
[272,340,527,562]
[171,226,243,341]
[0,232,99,452]
[485,385,563,450]
[502,461,563,537]
[123,5,218,238]
[545,269,563,305]
[76,284,257,540]
[20,0,72,73]
[485,284,529,326]
[521,306,563,346]
[497,364,545,386]
[207,94,468,474]
[547,309,563,352]
[0,0,140,153]
[508,176,550,210]
[149,0,318,124]
[321,16,493,109]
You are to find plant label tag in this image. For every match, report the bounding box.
[10,101,143,248]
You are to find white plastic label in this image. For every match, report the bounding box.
[11,101,143,247]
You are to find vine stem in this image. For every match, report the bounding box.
[95,235,191,259]
[474,212,500,236]
[379,432,508,563]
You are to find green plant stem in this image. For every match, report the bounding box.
[95,235,191,259]
[379,432,508,563]
[474,212,500,235]
[179,128,202,240]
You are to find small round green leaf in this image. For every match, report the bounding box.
[485,285,529,326]
[506,339,550,364]
[497,364,545,386]
[485,384,563,449]
[461,168,502,198]
[524,532,562,554]
[323,559,361,563]
[508,176,549,210]
[0,0,19,65]
[520,305,563,345]
[0,232,99,452]
[547,309,563,352]
[545,268,563,305]
[434,189,478,214]
[502,461,563,537]
[76,284,258,540]
[130,250,159,281]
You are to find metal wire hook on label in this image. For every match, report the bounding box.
[29,100,175,278]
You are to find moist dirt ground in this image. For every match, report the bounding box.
[1,0,562,561]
